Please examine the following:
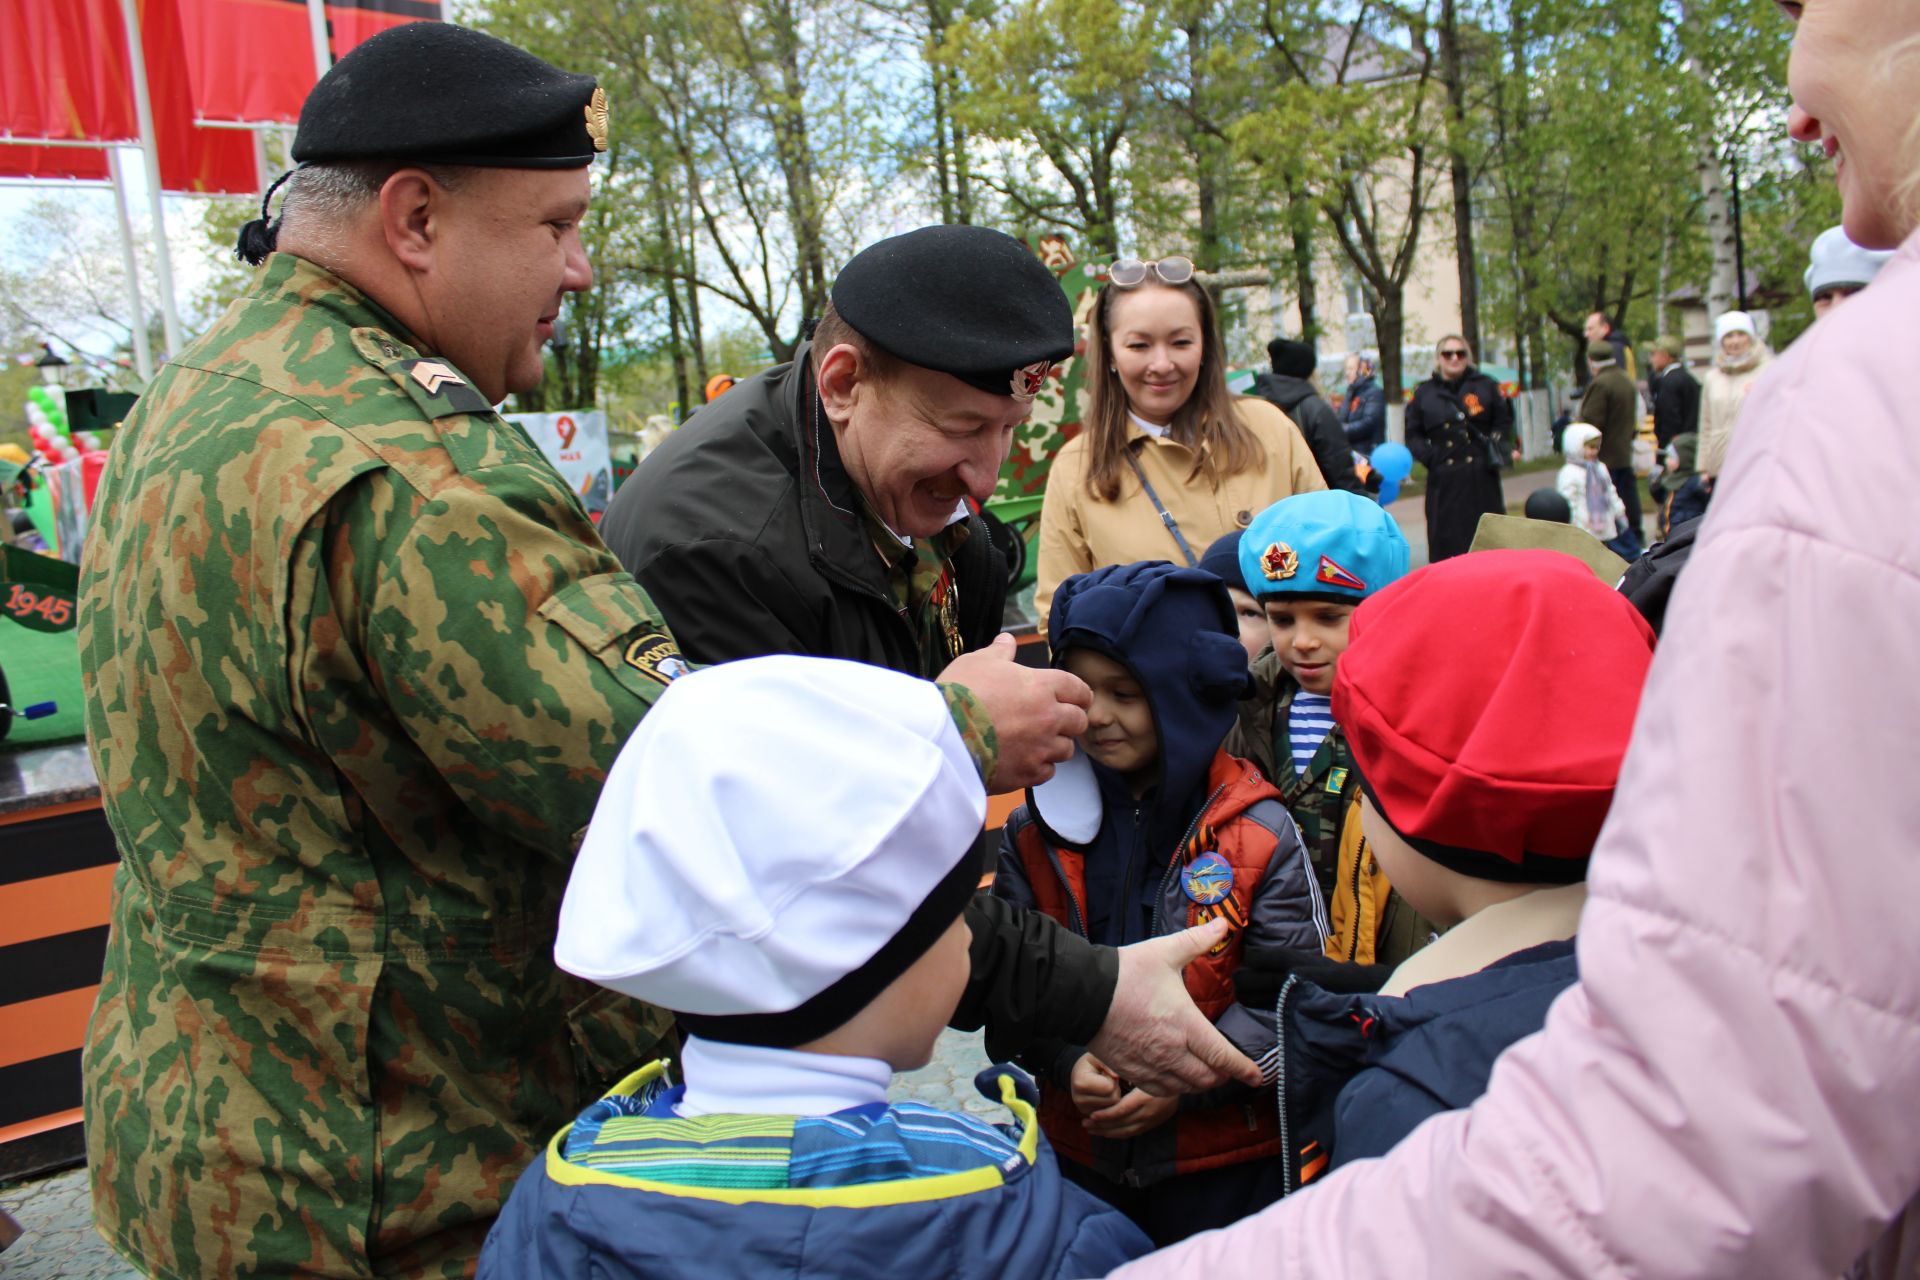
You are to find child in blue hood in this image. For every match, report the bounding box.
[992,560,1326,1245]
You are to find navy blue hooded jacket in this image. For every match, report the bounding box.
[1261,940,1579,1192]
[1041,560,1254,946]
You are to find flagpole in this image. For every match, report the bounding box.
[307,0,332,78]
[106,148,156,383]
[115,0,184,360]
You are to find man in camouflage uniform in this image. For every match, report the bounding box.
[76,24,1101,1279]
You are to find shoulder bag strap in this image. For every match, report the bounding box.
[1123,450,1199,567]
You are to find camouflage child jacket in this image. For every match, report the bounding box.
[77,254,682,1278]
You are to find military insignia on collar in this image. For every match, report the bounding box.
[410,361,464,396]
[585,87,611,152]
[1010,361,1051,402]
[623,632,689,685]
[1181,851,1234,906]
[1316,555,1366,591]
[1261,541,1298,581]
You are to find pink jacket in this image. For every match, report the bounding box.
[1112,228,1920,1279]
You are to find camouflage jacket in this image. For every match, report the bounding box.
[76,254,688,1279]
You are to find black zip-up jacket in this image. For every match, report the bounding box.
[599,346,1116,1058]
[1250,373,1364,494]
[599,340,1007,673]
[1650,363,1702,447]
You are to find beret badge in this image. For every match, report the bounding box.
[585,87,610,152]
[1261,541,1298,581]
[1011,361,1051,402]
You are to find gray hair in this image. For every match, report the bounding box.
[276,160,470,239]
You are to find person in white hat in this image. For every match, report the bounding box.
[1806,224,1895,318]
[479,655,1153,1279]
[1696,309,1774,480]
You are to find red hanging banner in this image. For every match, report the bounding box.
[0,0,138,142]
[138,0,262,194]
[0,144,113,182]
[176,0,444,126]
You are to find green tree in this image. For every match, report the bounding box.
[938,0,1162,258]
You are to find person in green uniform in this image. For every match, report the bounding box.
[73,23,1117,1280]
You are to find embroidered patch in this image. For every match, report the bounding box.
[1325,765,1349,794]
[623,633,689,685]
[1315,555,1366,591]
[1464,392,1484,415]
[1181,851,1235,906]
[1261,541,1299,581]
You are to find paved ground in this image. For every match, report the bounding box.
[0,1168,138,1280]
[0,1029,999,1278]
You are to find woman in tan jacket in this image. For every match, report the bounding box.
[1035,256,1325,624]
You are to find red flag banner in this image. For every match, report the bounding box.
[0,0,138,142]
[138,0,262,193]
[0,144,113,182]
[177,0,443,126]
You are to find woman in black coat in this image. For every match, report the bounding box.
[1404,335,1515,562]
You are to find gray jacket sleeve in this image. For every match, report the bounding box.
[1210,800,1327,1085]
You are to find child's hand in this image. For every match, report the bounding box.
[1085,1088,1179,1139]
[1069,1053,1123,1116]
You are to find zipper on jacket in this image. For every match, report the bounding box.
[1346,835,1367,962]
[1150,784,1229,936]
[1274,972,1300,1195]
[1039,838,1088,938]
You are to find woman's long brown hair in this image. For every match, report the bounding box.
[1080,279,1264,503]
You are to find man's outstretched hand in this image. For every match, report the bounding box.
[939,634,1091,793]
[1087,918,1264,1095]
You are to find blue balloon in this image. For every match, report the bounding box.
[1369,440,1414,504]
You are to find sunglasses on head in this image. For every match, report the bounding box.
[1438,347,1470,359]
[1108,256,1195,288]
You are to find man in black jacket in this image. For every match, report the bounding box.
[1252,337,1363,493]
[601,225,1062,676]
[1647,334,1700,447]
[600,225,1262,1099]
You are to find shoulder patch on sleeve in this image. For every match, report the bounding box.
[352,327,496,419]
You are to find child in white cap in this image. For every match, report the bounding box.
[478,655,1151,1279]
[1806,224,1894,318]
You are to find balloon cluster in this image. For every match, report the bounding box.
[22,385,104,466]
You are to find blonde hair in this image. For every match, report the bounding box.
[1893,35,1920,235]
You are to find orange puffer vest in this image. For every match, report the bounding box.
[1011,751,1288,1185]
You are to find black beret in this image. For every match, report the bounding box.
[1267,337,1317,378]
[292,23,605,169]
[830,226,1075,401]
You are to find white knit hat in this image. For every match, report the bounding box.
[1713,311,1757,346]
[1805,225,1894,297]
[557,655,985,1046]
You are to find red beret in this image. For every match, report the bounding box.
[1332,549,1656,882]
